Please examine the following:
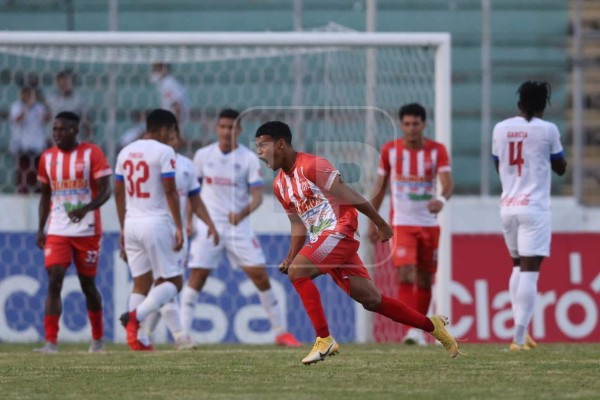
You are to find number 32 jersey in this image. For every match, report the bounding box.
[115,139,177,219]
[492,116,564,213]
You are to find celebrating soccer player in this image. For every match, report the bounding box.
[114,108,184,351]
[35,111,112,353]
[369,103,453,345]
[255,121,461,364]
[492,81,567,351]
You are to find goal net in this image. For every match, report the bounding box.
[0,32,451,344]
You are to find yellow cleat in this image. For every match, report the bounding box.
[429,315,461,358]
[301,336,339,365]
[525,334,537,349]
[509,342,531,351]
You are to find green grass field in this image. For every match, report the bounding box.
[1,343,599,400]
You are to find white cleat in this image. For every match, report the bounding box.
[88,339,106,353]
[174,335,196,351]
[33,342,58,354]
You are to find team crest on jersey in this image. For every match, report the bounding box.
[170,159,176,168]
[300,181,310,192]
[234,163,241,170]
[75,162,86,172]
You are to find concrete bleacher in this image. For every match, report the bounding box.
[0,0,570,195]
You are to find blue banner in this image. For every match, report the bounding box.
[0,232,357,344]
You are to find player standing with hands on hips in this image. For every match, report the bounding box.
[492,81,566,351]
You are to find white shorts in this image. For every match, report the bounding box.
[124,217,183,279]
[188,220,266,269]
[500,212,551,258]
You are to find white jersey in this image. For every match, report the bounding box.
[193,143,263,226]
[156,75,189,125]
[115,139,177,220]
[175,153,201,226]
[492,116,564,214]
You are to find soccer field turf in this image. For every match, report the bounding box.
[1,343,598,400]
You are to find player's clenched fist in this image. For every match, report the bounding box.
[278,258,292,275]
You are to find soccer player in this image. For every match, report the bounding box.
[35,111,112,353]
[492,81,566,351]
[114,108,184,351]
[139,125,219,350]
[369,103,453,345]
[255,120,460,364]
[183,109,300,347]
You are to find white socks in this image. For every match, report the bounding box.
[180,286,199,337]
[161,298,185,340]
[136,281,178,322]
[513,271,539,345]
[129,293,146,312]
[509,266,520,318]
[258,288,286,335]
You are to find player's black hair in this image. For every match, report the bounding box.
[146,108,177,133]
[55,111,80,124]
[218,108,241,121]
[56,69,73,80]
[255,121,292,145]
[399,103,427,122]
[517,81,551,121]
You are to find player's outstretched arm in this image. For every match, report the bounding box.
[36,183,51,249]
[162,176,184,251]
[328,175,393,242]
[189,195,219,245]
[67,176,112,223]
[279,213,307,274]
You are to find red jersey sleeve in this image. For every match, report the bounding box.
[300,153,339,191]
[272,177,293,214]
[37,151,49,184]
[436,143,451,173]
[90,145,113,180]
[377,142,392,177]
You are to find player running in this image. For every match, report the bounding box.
[255,120,461,364]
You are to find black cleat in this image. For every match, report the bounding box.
[119,312,130,328]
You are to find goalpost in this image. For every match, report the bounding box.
[0,32,451,343]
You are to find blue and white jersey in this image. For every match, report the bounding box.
[193,143,263,225]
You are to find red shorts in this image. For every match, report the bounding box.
[299,231,371,295]
[391,226,440,273]
[44,234,102,277]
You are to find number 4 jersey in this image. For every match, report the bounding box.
[492,116,564,213]
[115,138,177,219]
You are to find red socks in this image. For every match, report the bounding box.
[375,295,434,332]
[88,310,104,340]
[398,282,416,310]
[416,287,432,315]
[292,277,330,338]
[44,315,60,344]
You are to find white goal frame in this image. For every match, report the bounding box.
[0,31,452,341]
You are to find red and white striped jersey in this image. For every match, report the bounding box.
[378,138,450,227]
[37,142,112,236]
[273,152,358,242]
